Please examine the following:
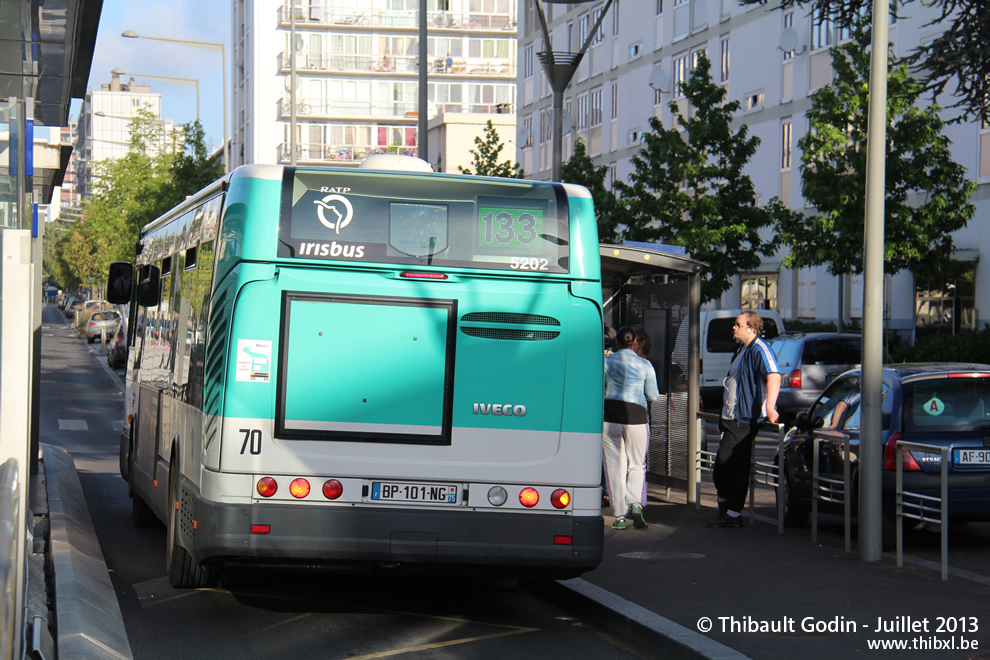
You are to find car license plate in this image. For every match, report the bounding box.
[371,481,458,504]
[955,449,990,465]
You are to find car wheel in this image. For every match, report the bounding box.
[777,464,810,528]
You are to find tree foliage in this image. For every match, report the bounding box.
[778,20,976,278]
[738,0,990,121]
[561,139,619,244]
[458,120,524,178]
[615,53,782,303]
[53,110,223,291]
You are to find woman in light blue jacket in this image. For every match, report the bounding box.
[603,326,660,530]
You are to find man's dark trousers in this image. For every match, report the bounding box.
[713,418,761,513]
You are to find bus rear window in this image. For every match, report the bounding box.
[278,169,569,273]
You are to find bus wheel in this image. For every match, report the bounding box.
[166,458,214,588]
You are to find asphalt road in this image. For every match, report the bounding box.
[38,303,651,660]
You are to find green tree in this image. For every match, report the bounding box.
[778,20,976,278]
[53,111,222,289]
[615,53,782,303]
[738,0,990,121]
[458,120,523,178]
[561,139,620,244]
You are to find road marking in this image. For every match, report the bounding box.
[58,419,88,431]
[345,626,538,660]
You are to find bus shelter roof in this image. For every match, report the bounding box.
[599,243,706,278]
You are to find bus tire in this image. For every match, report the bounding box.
[166,456,214,588]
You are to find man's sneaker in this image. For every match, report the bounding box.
[705,514,745,529]
[612,517,627,530]
[629,504,647,528]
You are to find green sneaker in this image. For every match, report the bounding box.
[611,517,627,530]
[629,504,647,529]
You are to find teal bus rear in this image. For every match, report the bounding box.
[112,162,604,586]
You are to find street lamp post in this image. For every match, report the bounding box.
[110,68,201,122]
[533,0,614,182]
[122,30,228,171]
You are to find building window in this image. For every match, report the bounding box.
[524,44,534,78]
[673,51,688,97]
[780,118,792,170]
[611,80,619,119]
[609,162,617,188]
[656,0,663,14]
[592,6,606,45]
[523,115,533,148]
[579,13,590,46]
[720,36,730,83]
[811,7,833,51]
[916,266,976,334]
[741,274,778,311]
[613,0,620,35]
[782,12,795,60]
[590,86,603,126]
[577,91,590,130]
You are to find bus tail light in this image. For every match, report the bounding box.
[554,535,572,545]
[256,477,278,497]
[487,486,507,506]
[550,489,570,509]
[400,271,448,280]
[519,487,539,507]
[322,479,343,500]
[883,434,920,471]
[251,524,270,535]
[289,478,311,498]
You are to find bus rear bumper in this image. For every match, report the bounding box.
[188,490,604,576]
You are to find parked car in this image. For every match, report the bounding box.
[106,322,127,368]
[64,298,82,318]
[776,363,990,550]
[85,310,121,343]
[768,332,862,422]
[76,300,110,324]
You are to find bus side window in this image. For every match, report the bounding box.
[186,240,214,408]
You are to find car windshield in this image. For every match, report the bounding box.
[902,375,990,432]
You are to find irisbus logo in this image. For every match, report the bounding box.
[473,403,527,416]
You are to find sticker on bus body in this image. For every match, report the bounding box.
[236,339,272,383]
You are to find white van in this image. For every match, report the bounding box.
[673,309,786,409]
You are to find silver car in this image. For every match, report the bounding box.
[768,332,862,422]
[85,310,122,343]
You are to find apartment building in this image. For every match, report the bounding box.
[517,0,990,337]
[232,0,518,169]
[71,72,173,201]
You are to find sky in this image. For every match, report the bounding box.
[71,0,232,154]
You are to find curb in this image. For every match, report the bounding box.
[43,443,132,659]
[532,577,749,660]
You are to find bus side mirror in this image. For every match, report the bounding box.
[106,262,132,304]
[138,265,161,307]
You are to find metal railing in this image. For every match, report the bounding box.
[750,424,787,534]
[811,430,853,552]
[896,440,949,581]
[0,458,20,659]
[277,4,516,32]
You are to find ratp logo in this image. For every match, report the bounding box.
[313,194,354,234]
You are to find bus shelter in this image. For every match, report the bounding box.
[600,243,706,503]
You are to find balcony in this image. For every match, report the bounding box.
[277,4,516,32]
[277,52,516,78]
[277,99,516,121]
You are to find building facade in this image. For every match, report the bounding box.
[71,72,173,202]
[517,0,990,339]
[231,0,518,169]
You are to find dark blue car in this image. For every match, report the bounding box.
[777,363,990,550]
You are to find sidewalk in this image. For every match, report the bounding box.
[544,484,990,659]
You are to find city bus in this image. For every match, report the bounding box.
[106,157,605,587]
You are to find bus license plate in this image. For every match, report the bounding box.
[955,449,990,465]
[371,482,458,504]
